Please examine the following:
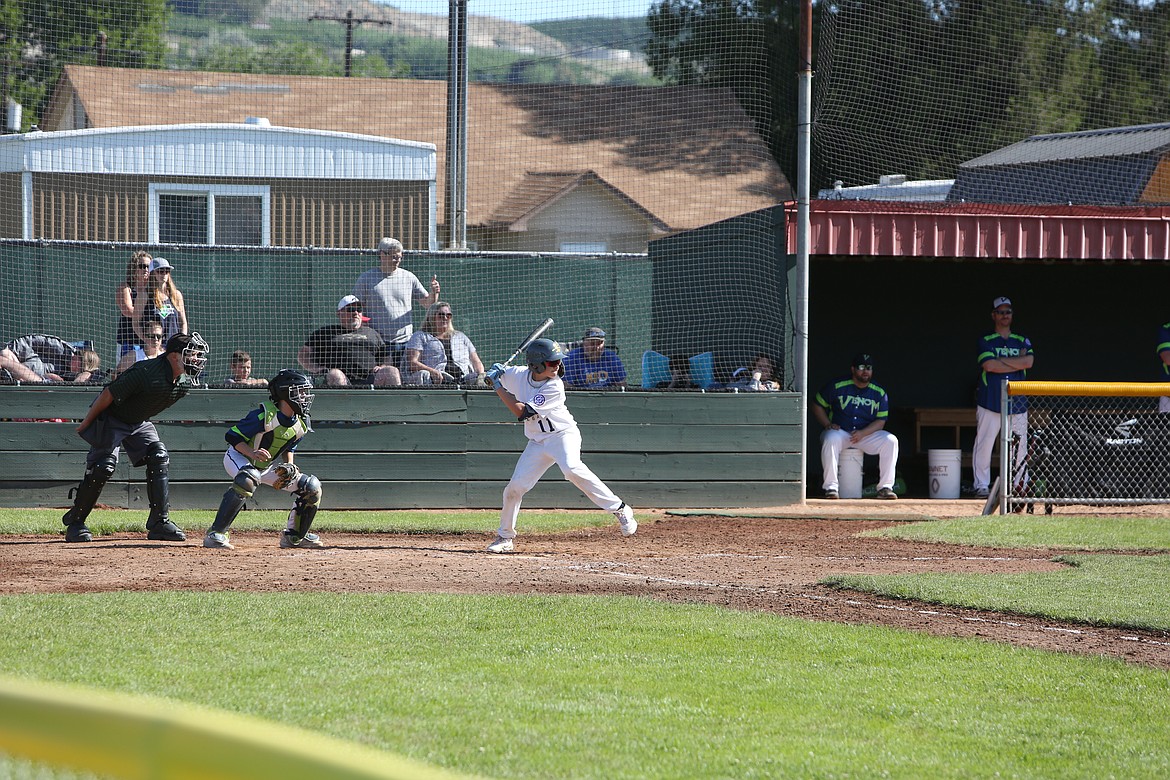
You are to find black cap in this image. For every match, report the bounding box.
[851,353,873,368]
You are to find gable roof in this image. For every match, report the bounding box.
[960,122,1170,168]
[489,171,671,232]
[47,66,790,233]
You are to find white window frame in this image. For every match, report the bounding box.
[560,241,608,253]
[148,183,271,246]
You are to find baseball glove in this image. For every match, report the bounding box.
[272,461,301,490]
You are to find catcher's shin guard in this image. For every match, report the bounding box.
[209,467,260,534]
[287,474,322,538]
[64,454,118,525]
[143,441,171,526]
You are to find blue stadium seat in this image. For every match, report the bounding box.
[641,350,670,388]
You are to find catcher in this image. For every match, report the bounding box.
[202,369,324,550]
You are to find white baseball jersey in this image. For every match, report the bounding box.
[498,366,578,442]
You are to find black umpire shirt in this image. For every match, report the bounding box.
[105,355,193,425]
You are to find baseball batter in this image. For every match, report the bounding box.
[484,338,637,553]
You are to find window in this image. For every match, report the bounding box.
[560,242,608,253]
[149,184,270,245]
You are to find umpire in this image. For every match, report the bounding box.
[61,332,210,543]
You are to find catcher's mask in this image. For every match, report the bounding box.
[525,338,568,376]
[166,332,209,377]
[269,369,315,416]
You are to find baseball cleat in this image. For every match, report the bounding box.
[823,489,839,500]
[280,530,324,549]
[203,531,234,550]
[613,503,637,536]
[876,487,898,500]
[64,522,93,543]
[146,519,186,542]
[486,535,514,553]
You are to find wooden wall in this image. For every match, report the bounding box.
[0,387,802,510]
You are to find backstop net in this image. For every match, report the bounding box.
[0,0,789,392]
[1001,381,1170,514]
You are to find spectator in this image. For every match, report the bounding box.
[727,353,781,392]
[972,297,1034,498]
[812,353,899,500]
[0,334,88,383]
[69,349,104,383]
[401,301,485,386]
[116,250,153,357]
[133,257,188,345]
[656,354,700,390]
[60,332,210,543]
[112,321,166,379]
[224,350,268,387]
[297,295,401,387]
[351,237,441,366]
[563,327,627,389]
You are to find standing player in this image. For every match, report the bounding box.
[973,296,1034,498]
[61,333,209,543]
[1157,320,1170,413]
[483,338,637,553]
[202,369,323,550]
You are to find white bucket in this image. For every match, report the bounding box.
[839,448,864,499]
[928,449,962,499]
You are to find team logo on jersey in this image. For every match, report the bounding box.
[533,393,547,406]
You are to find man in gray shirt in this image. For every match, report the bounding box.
[351,237,441,365]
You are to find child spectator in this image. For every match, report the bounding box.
[224,350,268,387]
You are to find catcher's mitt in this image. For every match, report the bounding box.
[272,461,301,490]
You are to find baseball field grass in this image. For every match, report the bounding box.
[0,592,1167,779]
[2,509,1169,778]
[864,514,1170,551]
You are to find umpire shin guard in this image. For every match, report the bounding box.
[64,456,117,526]
[143,442,171,527]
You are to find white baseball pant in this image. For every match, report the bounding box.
[820,428,899,492]
[973,406,1027,492]
[496,427,622,539]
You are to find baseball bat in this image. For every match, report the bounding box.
[502,318,554,366]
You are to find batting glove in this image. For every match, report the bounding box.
[485,363,506,386]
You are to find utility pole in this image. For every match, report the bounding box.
[308,9,391,77]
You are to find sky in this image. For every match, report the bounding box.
[375,1,655,25]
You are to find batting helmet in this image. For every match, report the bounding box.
[526,338,568,374]
[269,369,315,416]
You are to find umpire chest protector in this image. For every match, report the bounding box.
[235,402,310,469]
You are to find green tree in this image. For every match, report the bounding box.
[198,42,337,76]
[2,0,166,129]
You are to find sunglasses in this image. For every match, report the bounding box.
[137,263,150,269]
[343,306,362,313]
[146,334,164,341]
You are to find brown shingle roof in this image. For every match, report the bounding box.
[49,65,790,231]
[489,170,670,231]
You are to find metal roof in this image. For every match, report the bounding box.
[961,121,1170,168]
[0,123,436,180]
[790,200,1170,261]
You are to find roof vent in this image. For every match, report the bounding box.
[244,116,271,126]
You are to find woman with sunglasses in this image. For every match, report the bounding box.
[401,301,485,385]
[133,257,188,346]
[115,250,153,358]
[111,321,167,379]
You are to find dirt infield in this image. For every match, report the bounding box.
[3,499,1169,668]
